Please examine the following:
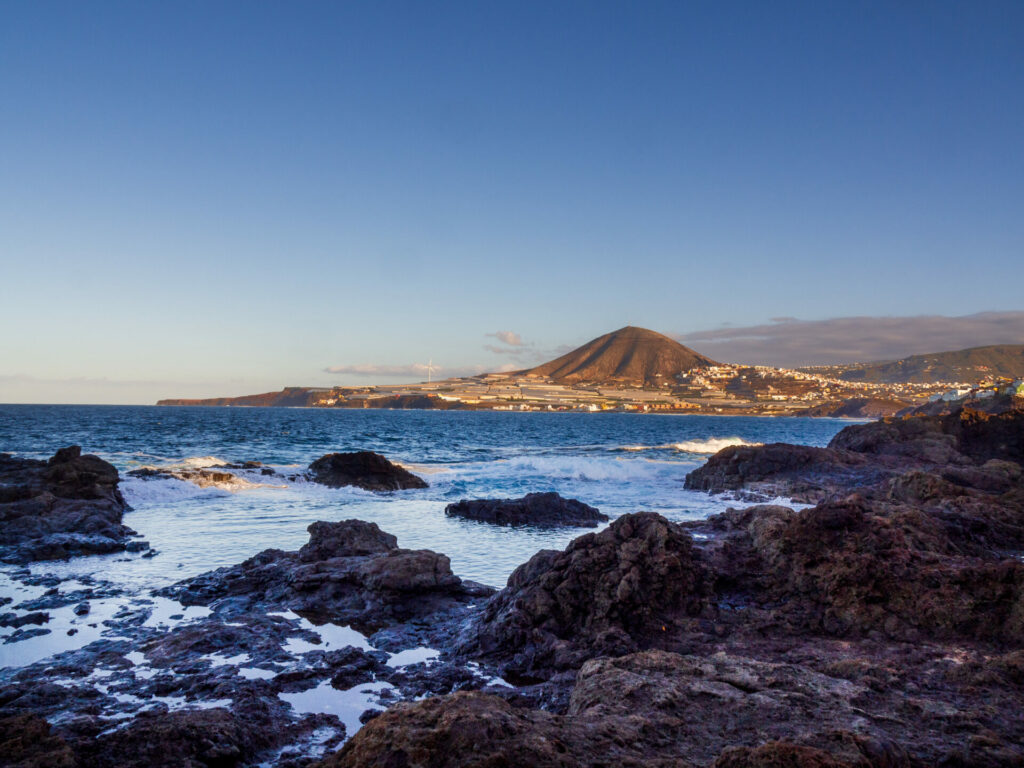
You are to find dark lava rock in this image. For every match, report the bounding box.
[308,451,428,492]
[0,713,75,767]
[683,442,886,502]
[462,512,712,676]
[71,707,277,768]
[690,497,1024,643]
[444,492,608,528]
[3,627,51,644]
[0,446,141,563]
[161,519,491,627]
[0,611,49,628]
[687,405,1024,503]
[319,650,942,768]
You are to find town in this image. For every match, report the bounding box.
[300,364,1021,416]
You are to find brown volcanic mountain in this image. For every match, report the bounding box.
[522,326,718,385]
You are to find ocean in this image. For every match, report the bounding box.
[0,405,850,593]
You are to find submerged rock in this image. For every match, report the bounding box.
[0,446,142,563]
[308,451,428,492]
[444,492,608,528]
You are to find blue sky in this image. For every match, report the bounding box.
[1,1,1022,403]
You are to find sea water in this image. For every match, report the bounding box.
[0,405,850,592]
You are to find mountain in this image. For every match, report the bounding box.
[521,326,719,385]
[825,344,1024,384]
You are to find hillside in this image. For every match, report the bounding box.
[822,344,1024,384]
[156,387,326,407]
[521,326,718,386]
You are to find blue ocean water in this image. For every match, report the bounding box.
[0,406,851,591]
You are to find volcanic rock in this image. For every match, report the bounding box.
[308,451,428,492]
[444,492,608,528]
[161,519,490,627]
[462,512,712,676]
[0,446,141,563]
[686,406,1024,502]
[0,713,75,768]
[321,650,977,767]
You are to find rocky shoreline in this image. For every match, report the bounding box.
[2,404,1023,766]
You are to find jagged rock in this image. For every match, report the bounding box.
[445,492,608,528]
[307,451,428,492]
[0,446,140,563]
[463,513,712,676]
[0,713,75,767]
[683,443,887,502]
[70,707,277,768]
[686,406,1024,503]
[0,612,49,628]
[711,744,857,768]
[319,650,953,767]
[688,498,1024,643]
[161,520,490,627]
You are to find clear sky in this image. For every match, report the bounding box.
[1,1,1022,403]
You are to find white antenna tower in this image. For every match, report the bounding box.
[426,359,435,384]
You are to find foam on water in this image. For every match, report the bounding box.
[614,436,762,454]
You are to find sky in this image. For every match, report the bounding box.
[1,1,1022,404]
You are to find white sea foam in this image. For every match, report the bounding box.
[498,455,668,482]
[669,437,762,454]
[179,456,231,469]
[614,437,761,454]
[121,476,229,505]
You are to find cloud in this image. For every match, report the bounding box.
[486,331,525,347]
[675,311,1024,367]
[323,362,496,380]
[483,344,528,356]
[324,363,434,377]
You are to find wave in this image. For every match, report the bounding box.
[178,456,231,469]
[613,437,761,455]
[669,437,761,454]
[486,455,673,483]
[121,476,230,504]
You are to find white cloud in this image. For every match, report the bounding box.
[324,363,433,376]
[485,331,526,347]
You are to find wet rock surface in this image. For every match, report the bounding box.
[444,491,608,528]
[160,519,492,627]
[307,451,428,492]
[0,446,145,564]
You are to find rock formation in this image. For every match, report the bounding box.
[444,492,608,528]
[308,451,428,492]
[0,446,145,563]
[161,519,490,626]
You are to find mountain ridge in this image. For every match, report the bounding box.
[812,344,1024,384]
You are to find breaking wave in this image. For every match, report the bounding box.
[613,437,762,455]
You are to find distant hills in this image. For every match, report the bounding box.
[157,387,326,408]
[814,344,1024,384]
[155,331,1024,408]
[521,326,718,386]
